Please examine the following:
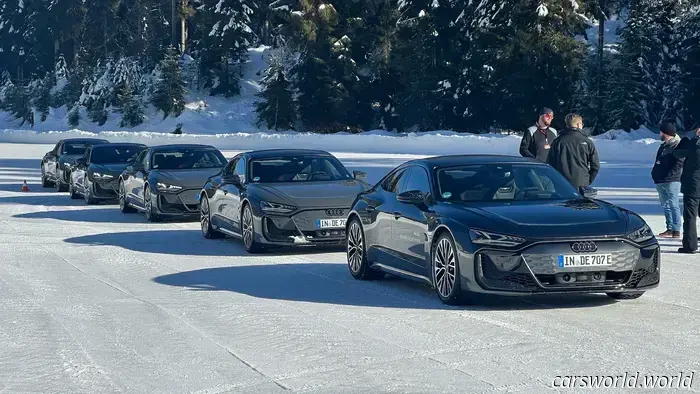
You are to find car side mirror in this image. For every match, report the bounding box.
[75,158,87,167]
[397,190,426,205]
[353,170,366,180]
[223,174,242,185]
[131,163,144,172]
[580,186,597,199]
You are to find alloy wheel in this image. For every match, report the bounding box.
[347,222,364,274]
[119,183,126,210]
[200,197,210,235]
[434,237,456,298]
[242,206,253,249]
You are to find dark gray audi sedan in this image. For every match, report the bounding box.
[345,154,660,305]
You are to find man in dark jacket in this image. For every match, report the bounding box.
[673,127,700,253]
[652,122,684,238]
[546,113,600,188]
[519,107,558,162]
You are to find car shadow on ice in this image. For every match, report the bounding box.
[14,208,148,224]
[152,263,619,310]
[63,229,342,257]
[0,194,93,207]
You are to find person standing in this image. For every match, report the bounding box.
[673,127,700,253]
[546,113,600,188]
[519,107,558,162]
[652,122,684,238]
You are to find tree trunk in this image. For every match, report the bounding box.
[171,0,177,49]
[180,0,187,53]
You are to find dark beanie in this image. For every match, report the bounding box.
[540,107,554,116]
[661,122,676,137]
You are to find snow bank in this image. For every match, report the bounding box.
[0,128,660,164]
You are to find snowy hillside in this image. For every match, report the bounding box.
[0,47,273,134]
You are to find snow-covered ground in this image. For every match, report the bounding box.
[1,142,699,393]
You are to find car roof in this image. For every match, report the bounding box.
[149,144,217,151]
[405,154,546,168]
[244,149,333,159]
[91,142,147,148]
[59,138,110,144]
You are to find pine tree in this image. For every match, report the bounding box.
[679,5,700,128]
[255,53,296,130]
[117,86,145,127]
[67,103,80,127]
[31,77,52,122]
[151,46,187,118]
[5,83,33,126]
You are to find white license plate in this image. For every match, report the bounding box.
[316,219,346,229]
[558,254,612,268]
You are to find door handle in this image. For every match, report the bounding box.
[393,211,402,219]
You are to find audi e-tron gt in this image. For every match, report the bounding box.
[69,143,147,204]
[41,138,110,191]
[346,155,659,305]
[199,149,369,253]
[118,144,228,222]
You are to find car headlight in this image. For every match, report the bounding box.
[157,182,183,192]
[93,172,114,180]
[627,224,653,243]
[469,229,526,248]
[260,201,296,214]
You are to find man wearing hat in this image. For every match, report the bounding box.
[652,121,684,238]
[519,107,558,162]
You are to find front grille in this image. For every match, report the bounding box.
[626,249,659,288]
[94,179,119,197]
[263,217,346,245]
[158,189,199,213]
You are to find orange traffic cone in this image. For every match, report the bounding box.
[21,180,29,192]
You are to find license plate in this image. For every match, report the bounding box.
[558,254,612,268]
[316,218,346,229]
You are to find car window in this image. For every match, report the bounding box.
[222,158,237,176]
[91,146,144,164]
[83,148,92,163]
[382,169,407,193]
[249,156,351,183]
[63,142,91,155]
[151,149,227,170]
[233,158,246,182]
[140,151,149,169]
[402,167,431,194]
[436,163,579,202]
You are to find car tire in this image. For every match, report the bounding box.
[347,218,384,280]
[119,181,136,213]
[432,232,466,305]
[84,182,96,205]
[55,170,68,192]
[200,195,224,239]
[144,186,162,222]
[241,203,264,253]
[68,181,80,199]
[606,291,644,300]
[41,165,53,188]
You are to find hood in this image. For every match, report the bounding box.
[155,168,223,189]
[251,180,368,209]
[441,198,631,239]
[92,163,130,174]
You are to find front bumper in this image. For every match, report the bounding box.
[256,208,348,246]
[153,188,201,217]
[460,239,660,295]
[91,178,120,199]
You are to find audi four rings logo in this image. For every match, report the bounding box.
[571,241,598,253]
[326,209,344,216]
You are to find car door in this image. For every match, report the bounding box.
[75,148,91,191]
[45,142,62,179]
[124,150,148,207]
[391,166,433,275]
[222,157,247,233]
[365,167,411,271]
[209,157,237,231]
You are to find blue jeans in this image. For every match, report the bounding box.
[656,182,682,232]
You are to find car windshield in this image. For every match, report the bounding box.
[436,163,580,202]
[250,156,352,183]
[152,149,227,170]
[91,146,144,164]
[63,142,92,155]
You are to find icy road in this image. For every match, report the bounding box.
[0,143,698,393]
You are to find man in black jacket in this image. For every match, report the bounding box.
[673,127,700,253]
[519,107,558,162]
[546,113,600,188]
[652,122,684,238]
